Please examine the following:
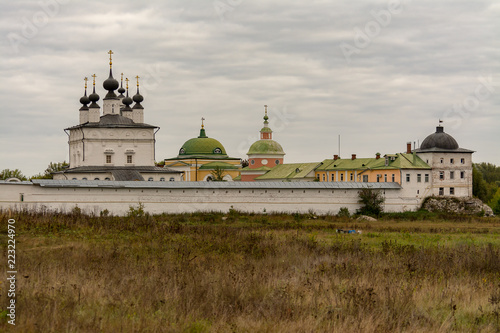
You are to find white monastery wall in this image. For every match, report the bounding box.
[1,181,423,216]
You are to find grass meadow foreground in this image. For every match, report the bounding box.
[1,209,500,332]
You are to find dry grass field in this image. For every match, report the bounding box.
[1,208,500,332]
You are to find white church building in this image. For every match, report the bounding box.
[53,52,182,182]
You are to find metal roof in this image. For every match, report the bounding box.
[30,179,402,190]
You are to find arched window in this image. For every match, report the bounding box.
[213,148,222,154]
[206,176,213,181]
[275,160,280,165]
[251,160,255,165]
[72,178,77,180]
[82,177,87,180]
[94,178,100,180]
[148,177,154,181]
[160,177,165,181]
[105,177,110,180]
[169,177,175,181]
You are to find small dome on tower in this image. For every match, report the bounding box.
[420,126,459,150]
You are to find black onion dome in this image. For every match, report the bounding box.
[118,86,125,94]
[122,95,133,109]
[89,90,100,103]
[103,69,119,91]
[420,126,459,150]
[80,93,90,106]
[133,90,144,103]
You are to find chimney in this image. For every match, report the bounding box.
[333,155,339,160]
[351,154,356,160]
[376,153,381,159]
[406,142,412,154]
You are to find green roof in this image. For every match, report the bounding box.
[247,139,285,155]
[255,162,321,180]
[198,162,240,170]
[177,128,229,158]
[316,153,430,171]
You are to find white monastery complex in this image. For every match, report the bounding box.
[0,52,475,215]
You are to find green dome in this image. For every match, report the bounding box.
[178,129,228,157]
[247,139,285,155]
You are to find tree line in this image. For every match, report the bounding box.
[473,162,500,214]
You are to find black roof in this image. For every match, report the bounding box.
[65,114,157,130]
[416,126,473,153]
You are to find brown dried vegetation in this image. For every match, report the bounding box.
[1,209,500,332]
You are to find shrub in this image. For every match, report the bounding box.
[337,207,350,218]
[357,188,385,217]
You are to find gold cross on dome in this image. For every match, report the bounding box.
[201,117,205,128]
[108,50,113,67]
[91,74,96,86]
[135,75,140,87]
[264,105,268,115]
[84,77,88,89]
[125,77,129,90]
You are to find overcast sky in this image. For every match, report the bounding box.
[1,0,499,177]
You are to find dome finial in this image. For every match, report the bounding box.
[79,77,90,108]
[108,50,113,69]
[92,74,96,91]
[122,77,133,110]
[198,117,207,138]
[88,74,100,107]
[263,105,269,122]
[132,75,144,109]
[117,72,125,96]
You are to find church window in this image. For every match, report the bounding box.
[213,148,222,154]
[425,174,429,182]
[148,177,154,181]
[72,178,77,180]
[450,187,455,195]
[450,171,454,179]
[179,148,185,154]
[275,160,280,165]
[450,158,454,164]
[127,155,133,164]
[106,155,112,164]
[439,171,444,180]
[160,177,165,181]
[94,178,100,180]
[460,171,465,179]
[251,160,255,165]
[417,174,421,182]
[105,177,110,180]
[82,177,87,180]
[440,158,444,163]
[406,174,410,182]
